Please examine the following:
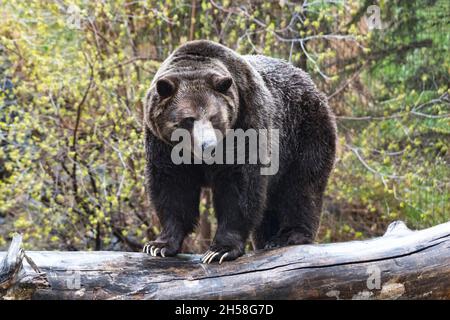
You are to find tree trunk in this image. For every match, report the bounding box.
[1,221,449,300]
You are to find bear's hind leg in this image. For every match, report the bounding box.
[252,209,279,250]
[264,163,326,249]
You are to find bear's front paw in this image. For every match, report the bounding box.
[201,244,244,264]
[143,240,180,257]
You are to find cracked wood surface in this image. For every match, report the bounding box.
[0,220,449,300]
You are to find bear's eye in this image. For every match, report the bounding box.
[210,114,222,124]
[214,76,233,94]
[156,78,175,98]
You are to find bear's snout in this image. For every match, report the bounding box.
[193,119,217,158]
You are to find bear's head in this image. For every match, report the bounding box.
[145,61,240,158]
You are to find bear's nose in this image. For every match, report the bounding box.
[193,119,217,157]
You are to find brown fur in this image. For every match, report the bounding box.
[143,40,337,263]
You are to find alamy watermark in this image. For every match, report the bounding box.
[366,265,381,290]
[66,4,82,30]
[170,128,280,176]
[364,5,385,30]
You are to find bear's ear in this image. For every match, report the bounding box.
[156,78,175,98]
[213,76,233,93]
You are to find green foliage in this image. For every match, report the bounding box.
[0,0,448,250]
[328,0,449,234]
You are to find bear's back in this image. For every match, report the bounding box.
[243,55,317,101]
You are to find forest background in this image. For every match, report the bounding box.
[0,0,448,252]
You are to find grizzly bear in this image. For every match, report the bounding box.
[143,40,336,264]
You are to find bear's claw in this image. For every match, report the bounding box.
[143,241,176,257]
[201,245,241,264]
[201,250,229,264]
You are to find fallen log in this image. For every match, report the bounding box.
[0,220,449,300]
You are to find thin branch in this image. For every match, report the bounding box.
[71,58,95,197]
[345,144,404,181]
[337,94,450,121]
[328,64,365,100]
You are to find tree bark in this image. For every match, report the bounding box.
[1,221,449,300]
